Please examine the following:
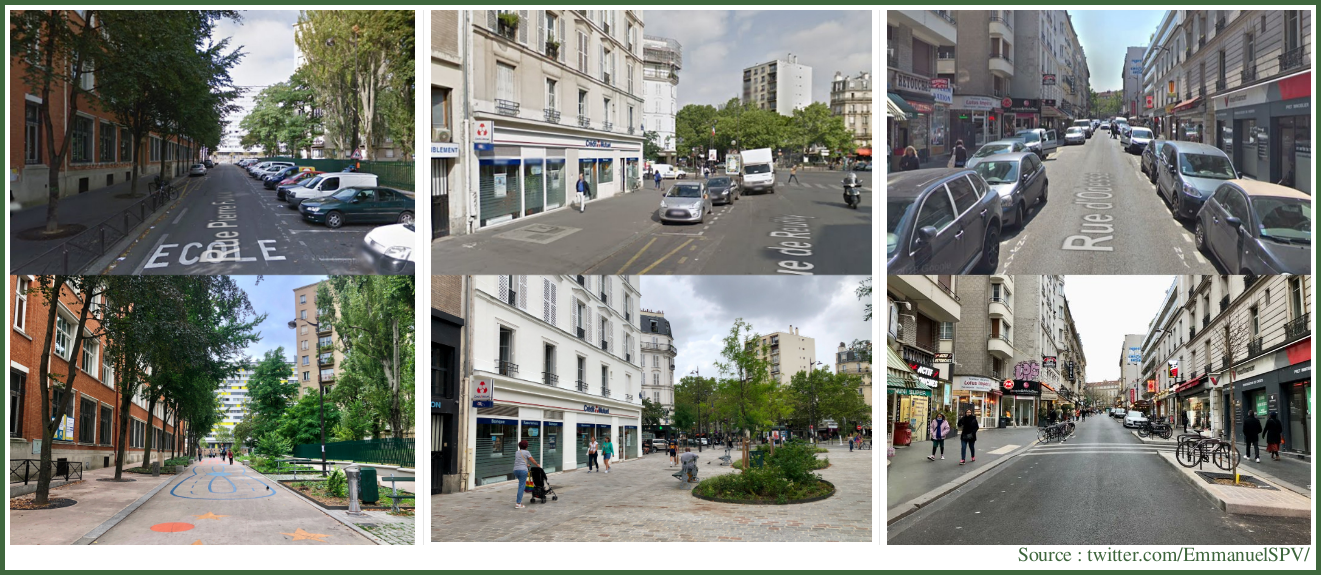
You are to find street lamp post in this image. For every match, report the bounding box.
[289,318,328,477]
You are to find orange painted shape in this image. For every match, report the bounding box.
[192,540,204,545]
[150,522,195,533]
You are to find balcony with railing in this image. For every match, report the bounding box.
[1202,315,1209,329]
[601,387,611,398]
[641,342,677,355]
[988,295,1011,319]
[1242,64,1258,83]
[577,115,591,128]
[498,361,519,377]
[576,379,588,392]
[989,14,1013,37]
[542,372,559,387]
[1279,46,1307,73]
[1247,336,1263,357]
[496,99,520,116]
[602,121,613,132]
[625,393,633,402]
[987,334,1014,359]
[1189,326,1196,340]
[1215,78,1226,91]
[544,109,561,124]
[989,53,1014,77]
[1220,295,1229,313]
[576,326,586,340]
[1284,312,1310,343]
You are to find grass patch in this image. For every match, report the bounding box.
[124,466,177,475]
[286,480,415,509]
[694,472,834,503]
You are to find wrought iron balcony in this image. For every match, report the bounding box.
[602,121,613,132]
[1215,19,1225,33]
[1247,336,1263,357]
[931,10,955,24]
[1189,326,1196,340]
[576,379,588,392]
[601,387,611,398]
[1199,86,1206,98]
[498,361,519,376]
[576,327,586,340]
[578,114,591,128]
[625,394,633,402]
[1279,46,1307,72]
[1215,79,1226,91]
[1243,275,1259,290]
[628,126,635,135]
[1202,315,1209,329]
[495,99,520,116]
[542,372,559,387]
[1284,312,1310,343]
[544,109,561,124]
[1241,65,1257,83]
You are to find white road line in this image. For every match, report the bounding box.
[286,229,366,233]
[1172,245,1193,268]
[171,208,189,225]
[132,233,169,276]
[318,258,359,262]
[987,444,1020,455]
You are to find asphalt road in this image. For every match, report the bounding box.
[887,414,1311,545]
[995,133,1219,274]
[103,164,390,275]
[431,169,872,275]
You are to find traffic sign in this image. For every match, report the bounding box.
[474,120,494,144]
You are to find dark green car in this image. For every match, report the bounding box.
[299,186,415,229]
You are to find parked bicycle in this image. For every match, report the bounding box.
[1176,432,1239,470]
[1137,417,1174,439]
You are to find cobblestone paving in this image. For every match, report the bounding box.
[433,444,872,542]
[354,511,416,545]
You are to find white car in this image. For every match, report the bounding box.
[1064,127,1086,145]
[1123,410,1148,428]
[1121,126,1154,154]
[361,222,415,274]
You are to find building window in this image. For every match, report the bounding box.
[653,372,658,386]
[79,397,96,443]
[99,121,115,162]
[119,127,132,162]
[939,321,953,340]
[24,101,42,164]
[431,86,452,130]
[546,78,558,111]
[54,314,75,360]
[81,338,99,376]
[10,370,25,438]
[102,358,114,388]
[1249,305,1259,337]
[578,89,589,118]
[319,368,334,381]
[302,355,309,366]
[496,62,516,103]
[303,371,310,382]
[300,294,307,305]
[100,404,112,445]
[300,309,307,320]
[71,116,93,163]
[577,30,588,73]
[14,277,30,332]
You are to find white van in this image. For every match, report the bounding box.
[651,164,687,179]
[739,148,775,194]
[285,172,380,208]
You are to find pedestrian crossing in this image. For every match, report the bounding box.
[1025,441,1174,456]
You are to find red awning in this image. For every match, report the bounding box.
[1171,96,1202,113]
[855,148,872,156]
[1040,382,1057,392]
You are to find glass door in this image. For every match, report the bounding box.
[543,422,562,472]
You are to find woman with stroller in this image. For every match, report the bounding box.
[512,440,540,509]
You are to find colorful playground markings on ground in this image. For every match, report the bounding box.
[150,522,195,533]
[169,464,276,500]
[280,528,329,542]
[192,512,229,520]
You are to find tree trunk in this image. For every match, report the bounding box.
[34,277,94,504]
[142,393,158,468]
[113,362,136,480]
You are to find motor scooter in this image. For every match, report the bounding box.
[842,174,862,209]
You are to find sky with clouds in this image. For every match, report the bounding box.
[645,10,873,108]
[211,10,300,127]
[1062,275,1175,381]
[638,275,871,380]
[232,275,326,365]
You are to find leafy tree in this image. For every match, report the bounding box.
[789,102,853,157]
[712,319,781,466]
[848,339,873,364]
[785,368,870,441]
[231,418,255,449]
[675,103,718,162]
[213,426,234,447]
[255,433,292,459]
[277,392,342,448]
[857,278,871,322]
[675,375,716,435]
[672,402,697,433]
[642,130,662,162]
[641,397,666,428]
[317,276,415,438]
[246,348,299,442]
[332,400,372,441]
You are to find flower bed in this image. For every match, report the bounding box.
[279,479,416,511]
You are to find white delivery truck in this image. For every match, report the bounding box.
[739,148,775,194]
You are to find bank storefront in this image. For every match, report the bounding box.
[1230,337,1311,455]
[476,121,643,230]
[1214,70,1311,193]
[467,373,641,489]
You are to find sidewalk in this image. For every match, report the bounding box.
[887,426,1039,520]
[1156,451,1310,517]
[10,173,188,273]
[8,464,175,545]
[1131,431,1312,497]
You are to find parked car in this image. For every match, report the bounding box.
[1120,126,1154,154]
[854,161,871,172]
[262,166,299,188]
[275,170,324,200]
[1123,410,1149,428]
[965,139,1029,169]
[286,173,380,208]
[658,181,711,224]
[1071,119,1094,138]
[1111,408,1126,418]
[361,222,416,274]
[705,176,739,205]
[255,162,294,179]
[1014,129,1059,158]
[1194,179,1311,275]
[972,152,1048,230]
[188,163,207,177]
[203,159,215,169]
[300,186,415,229]
[1099,120,1111,131]
[1064,126,1086,145]
[887,168,1002,274]
[1140,140,1169,183]
[651,163,688,179]
[1155,141,1239,221]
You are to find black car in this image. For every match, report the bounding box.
[1194,179,1311,275]
[972,152,1048,230]
[263,166,298,189]
[203,159,215,169]
[887,168,1002,274]
[705,176,739,205]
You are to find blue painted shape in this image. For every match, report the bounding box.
[170,465,276,500]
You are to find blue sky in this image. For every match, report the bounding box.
[1071,10,1168,92]
[212,11,300,130]
[233,275,326,365]
[646,10,872,107]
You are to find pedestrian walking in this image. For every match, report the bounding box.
[576,174,588,213]
[601,436,614,473]
[899,146,921,171]
[958,408,979,465]
[228,450,234,465]
[1180,411,1189,433]
[667,438,678,467]
[587,435,600,472]
[512,440,539,509]
[950,140,968,168]
[849,435,855,451]
[1243,412,1263,463]
[654,170,663,190]
[1264,412,1284,461]
[927,413,950,461]
[787,165,800,185]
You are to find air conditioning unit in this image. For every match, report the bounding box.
[431,126,452,143]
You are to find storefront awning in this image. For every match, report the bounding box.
[886,346,918,389]
[887,93,916,120]
[1171,96,1202,113]
[855,148,872,156]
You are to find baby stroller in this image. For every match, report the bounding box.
[528,466,557,503]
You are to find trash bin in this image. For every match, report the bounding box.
[893,422,912,446]
[999,417,1010,428]
[358,466,379,504]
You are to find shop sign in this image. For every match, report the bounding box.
[1221,82,1270,110]
[888,387,932,396]
[907,363,940,380]
[430,143,460,158]
[1002,379,1042,396]
[1042,99,1057,108]
[472,379,493,408]
[908,100,934,114]
[1003,98,1040,113]
[583,404,611,414]
[1041,356,1057,368]
[1147,379,1157,393]
[1146,95,1154,109]
[586,139,613,148]
[1042,74,1057,86]
[934,352,953,362]
[1127,346,1142,364]
[474,120,494,144]
[957,376,997,392]
[930,79,953,104]
[954,96,996,111]
[1267,393,1280,413]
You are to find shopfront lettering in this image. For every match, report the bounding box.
[1013,360,1040,381]
[583,405,610,414]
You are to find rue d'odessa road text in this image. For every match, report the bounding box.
[887,414,1310,545]
[107,164,381,275]
[432,169,871,275]
[995,133,1220,274]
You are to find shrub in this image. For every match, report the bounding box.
[255,433,292,459]
[765,440,823,485]
[325,468,348,498]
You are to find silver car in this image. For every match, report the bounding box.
[965,139,1029,169]
[188,163,207,176]
[659,181,711,224]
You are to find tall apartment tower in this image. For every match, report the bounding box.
[757,327,817,385]
[292,282,344,398]
[642,35,682,164]
[742,55,813,116]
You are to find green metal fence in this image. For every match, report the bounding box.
[293,438,415,468]
[260,157,415,191]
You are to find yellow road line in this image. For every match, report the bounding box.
[637,239,694,274]
[615,237,658,274]
[678,257,687,264]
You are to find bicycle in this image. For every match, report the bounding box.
[1177,434,1239,470]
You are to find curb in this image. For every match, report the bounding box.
[691,479,836,505]
[73,472,179,545]
[886,437,1041,525]
[87,177,194,274]
[1156,451,1310,517]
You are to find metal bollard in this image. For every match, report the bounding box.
[345,465,364,516]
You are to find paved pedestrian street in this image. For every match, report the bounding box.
[432,170,871,275]
[89,457,374,545]
[887,415,1311,545]
[433,444,872,542]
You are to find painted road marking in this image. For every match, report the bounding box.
[281,528,330,542]
[637,239,694,274]
[170,465,275,500]
[150,522,195,533]
[987,444,1020,455]
[192,512,228,520]
[615,237,657,274]
[172,208,189,225]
